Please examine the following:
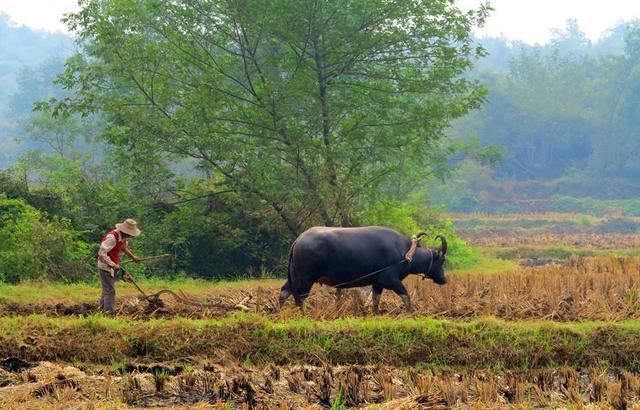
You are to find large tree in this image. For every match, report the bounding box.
[50,0,489,235]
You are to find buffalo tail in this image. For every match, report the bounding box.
[287,239,301,304]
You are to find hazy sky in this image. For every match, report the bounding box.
[457,0,640,43]
[1,0,640,44]
[0,0,79,33]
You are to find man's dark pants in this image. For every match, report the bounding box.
[99,269,116,313]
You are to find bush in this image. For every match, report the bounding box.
[137,185,291,279]
[355,195,478,269]
[0,196,92,283]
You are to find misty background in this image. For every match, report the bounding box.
[2,12,640,215]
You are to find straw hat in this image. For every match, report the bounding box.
[116,218,141,237]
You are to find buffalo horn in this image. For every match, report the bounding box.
[415,232,427,241]
[435,235,447,256]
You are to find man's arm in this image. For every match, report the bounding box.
[123,240,140,263]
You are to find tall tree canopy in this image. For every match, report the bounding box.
[50,0,489,235]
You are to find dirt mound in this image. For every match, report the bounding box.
[0,302,98,317]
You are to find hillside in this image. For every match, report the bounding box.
[434,20,640,214]
[0,13,73,166]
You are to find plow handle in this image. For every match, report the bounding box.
[122,254,171,265]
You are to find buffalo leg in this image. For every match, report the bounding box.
[388,281,414,313]
[279,281,292,307]
[400,294,414,313]
[294,282,314,312]
[372,285,383,314]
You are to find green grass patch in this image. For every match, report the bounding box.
[490,246,640,260]
[451,213,606,233]
[2,315,640,371]
[449,253,516,275]
[551,195,640,218]
[0,277,284,304]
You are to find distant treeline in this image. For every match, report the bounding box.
[0,13,73,165]
[435,19,640,213]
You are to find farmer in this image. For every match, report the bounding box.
[97,218,141,314]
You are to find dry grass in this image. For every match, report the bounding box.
[276,255,640,322]
[395,255,640,322]
[448,212,635,223]
[1,361,640,409]
[308,257,640,321]
[2,255,640,322]
[461,232,640,249]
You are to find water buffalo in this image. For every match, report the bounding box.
[279,226,448,313]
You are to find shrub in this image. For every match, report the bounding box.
[138,186,291,279]
[0,196,92,283]
[355,195,478,269]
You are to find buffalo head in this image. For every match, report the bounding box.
[426,235,447,285]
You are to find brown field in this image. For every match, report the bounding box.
[2,361,640,409]
[460,232,640,249]
[1,256,639,322]
[2,220,640,409]
[448,212,640,222]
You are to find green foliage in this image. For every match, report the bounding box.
[0,196,91,283]
[355,195,478,268]
[331,390,347,410]
[2,154,292,280]
[47,0,489,233]
[550,195,640,217]
[546,245,576,259]
[140,180,291,278]
[356,199,423,237]
[0,23,73,166]
[436,21,640,213]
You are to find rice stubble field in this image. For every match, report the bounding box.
[1,213,640,408]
